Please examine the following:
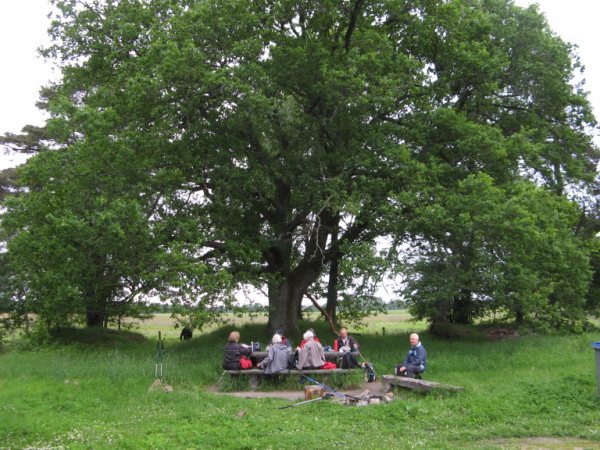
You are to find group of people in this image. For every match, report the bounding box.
[222,327,427,379]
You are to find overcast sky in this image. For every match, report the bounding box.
[1,0,600,169]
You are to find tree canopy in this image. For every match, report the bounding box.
[1,0,598,335]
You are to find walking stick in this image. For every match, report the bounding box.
[155,331,165,382]
[278,393,333,409]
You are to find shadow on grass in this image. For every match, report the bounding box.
[48,327,148,347]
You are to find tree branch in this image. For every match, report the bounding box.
[344,0,365,52]
[305,292,339,336]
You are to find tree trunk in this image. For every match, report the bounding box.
[267,263,322,337]
[515,303,525,325]
[451,291,473,324]
[267,278,303,336]
[432,298,450,325]
[325,259,338,326]
[86,304,106,327]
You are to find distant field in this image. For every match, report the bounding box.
[129,309,426,341]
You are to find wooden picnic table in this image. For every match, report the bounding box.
[250,350,347,362]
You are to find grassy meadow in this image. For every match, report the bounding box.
[1,312,599,449]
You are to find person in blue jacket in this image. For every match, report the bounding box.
[397,333,427,378]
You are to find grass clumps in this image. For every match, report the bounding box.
[1,314,599,449]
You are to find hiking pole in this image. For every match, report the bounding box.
[356,350,369,364]
[278,393,333,409]
[155,331,165,382]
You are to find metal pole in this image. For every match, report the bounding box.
[278,394,333,409]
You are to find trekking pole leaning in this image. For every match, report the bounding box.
[278,393,334,409]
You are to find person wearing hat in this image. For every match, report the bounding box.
[297,330,325,370]
[257,333,291,374]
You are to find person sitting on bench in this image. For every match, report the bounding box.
[297,330,325,370]
[396,333,427,378]
[333,327,360,369]
[257,333,291,374]
[222,331,252,370]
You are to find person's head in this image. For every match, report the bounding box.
[409,333,420,347]
[308,328,316,336]
[303,330,314,341]
[228,331,240,343]
[272,333,282,344]
[275,328,285,336]
[339,327,348,339]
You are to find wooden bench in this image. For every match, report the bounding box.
[224,368,356,390]
[382,374,464,393]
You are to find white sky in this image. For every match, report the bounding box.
[1,0,599,168]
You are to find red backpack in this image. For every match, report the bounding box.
[240,355,253,369]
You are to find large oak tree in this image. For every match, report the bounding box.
[1,0,597,334]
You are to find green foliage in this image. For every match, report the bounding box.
[398,174,594,331]
[1,0,598,335]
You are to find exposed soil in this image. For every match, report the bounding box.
[206,380,386,401]
[487,327,519,341]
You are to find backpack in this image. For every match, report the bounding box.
[288,350,299,370]
[363,362,376,382]
[240,355,253,369]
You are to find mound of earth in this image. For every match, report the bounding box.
[487,328,519,341]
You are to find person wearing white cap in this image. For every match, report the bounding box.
[297,330,326,370]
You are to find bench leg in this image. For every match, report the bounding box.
[249,374,259,391]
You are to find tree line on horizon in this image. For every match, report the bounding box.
[1,0,599,338]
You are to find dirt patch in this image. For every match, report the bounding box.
[487,328,519,341]
[482,436,598,449]
[206,380,386,401]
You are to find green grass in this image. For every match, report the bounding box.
[1,314,599,449]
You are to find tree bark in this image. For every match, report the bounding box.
[326,227,340,325]
[267,262,322,336]
[86,304,106,327]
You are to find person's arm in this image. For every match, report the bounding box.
[400,350,410,369]
[258,347,274,369]
[318,343,325,362]
[350,336,359,351]
[239,344,252,356]
[415,346,427,367]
